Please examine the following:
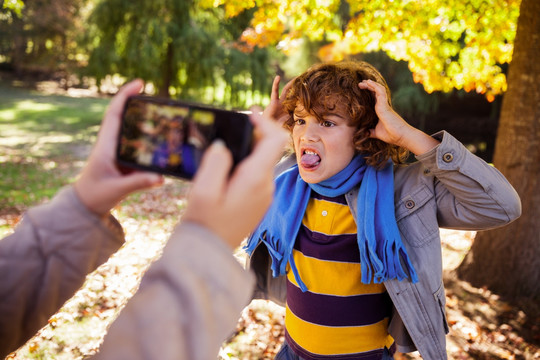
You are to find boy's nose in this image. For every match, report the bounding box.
[300,121,320,142]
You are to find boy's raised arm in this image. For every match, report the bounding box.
[358,79,440,156]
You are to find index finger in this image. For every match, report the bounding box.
[280,77,295,99]
[270,75,281,102]
[359,79,390,105]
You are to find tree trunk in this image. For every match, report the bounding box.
[158,42,173,98]
[457,0,540,302]
[11,17,26,75]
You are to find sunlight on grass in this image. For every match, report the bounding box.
[35,134,76,144]
[0,133,76,147]
[0,86,109,213]
[0,225,14,239]
[0,109,15,120]
[60,116,87,124]
[0,84,109,214]
[0,160,76,211]
[16,100,57,112]
[89,103,107,112]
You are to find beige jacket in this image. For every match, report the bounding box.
[0,186,254,360]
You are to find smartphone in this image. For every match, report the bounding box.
[116,95,253,180]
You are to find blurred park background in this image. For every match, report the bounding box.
[1,0,539,358]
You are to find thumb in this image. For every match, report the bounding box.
[189,140,233,200]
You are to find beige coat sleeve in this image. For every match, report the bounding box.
[92,221,255,360]
[0,186,125,358]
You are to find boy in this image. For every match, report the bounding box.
[245,61,521,360]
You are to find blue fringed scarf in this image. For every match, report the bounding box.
[244,155,418,292]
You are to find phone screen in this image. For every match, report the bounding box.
[116,95,253,179]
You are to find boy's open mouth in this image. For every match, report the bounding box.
[300,149,321,169]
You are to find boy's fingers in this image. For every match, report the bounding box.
[280,77,295,98]
[190,141,233,200]
[358,80,374,91]
[270,75,281,101]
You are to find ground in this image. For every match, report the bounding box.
[3,181,539,359]
[1,77,539,359]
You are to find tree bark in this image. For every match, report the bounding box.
[158,41,173,98]
[457,0,540,302]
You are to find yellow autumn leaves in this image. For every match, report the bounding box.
[201,0,521,100]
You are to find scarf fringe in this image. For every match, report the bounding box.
[362,238,419,284]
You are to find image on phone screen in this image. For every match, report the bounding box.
[117,96,252,179]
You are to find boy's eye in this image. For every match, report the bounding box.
[294,118,306,125]
[321,120,335,127]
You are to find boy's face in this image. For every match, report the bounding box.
[292,104,356,184]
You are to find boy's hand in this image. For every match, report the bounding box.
[358,79,413,146]
[359,79,439,155]
[263,75,295,126]
[74,79,164,216]
[183,109,288,249]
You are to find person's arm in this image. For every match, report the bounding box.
[0,80,162,358]
[92,110,288,360]
[0,188,124,358]
[91,221,254,360]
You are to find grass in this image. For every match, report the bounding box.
[0,81,109,213]
[0,161,66,211]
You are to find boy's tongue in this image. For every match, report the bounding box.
[301,153,320,168]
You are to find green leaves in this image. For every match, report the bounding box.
[2,0,25,17]
[82,0,274,107]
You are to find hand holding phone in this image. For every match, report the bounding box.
[183,108,289,248]
[75,80,164,216]
[116,95,254,180]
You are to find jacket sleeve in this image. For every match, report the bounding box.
[0,186,125,358]
[415,131,521,229]
[92,222,255,360]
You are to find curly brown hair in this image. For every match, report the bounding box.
[282,60,408,167]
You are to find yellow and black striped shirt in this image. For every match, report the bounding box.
[285,192,394,359]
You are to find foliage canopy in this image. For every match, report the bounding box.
[1,0,24,17]
[205,0,521,101]
[83,0,274,106]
